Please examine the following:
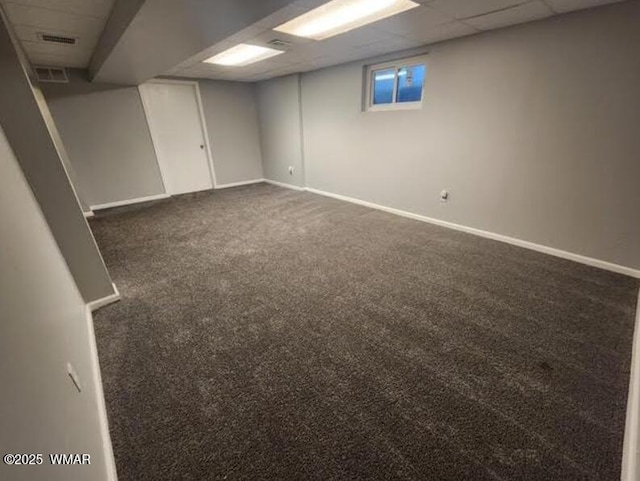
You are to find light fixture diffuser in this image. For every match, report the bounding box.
[274,0,419,41]
[203,44,284,67]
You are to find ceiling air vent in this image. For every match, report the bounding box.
[34,66,69,83]
[37,32,77,45]
[267,39,291,48]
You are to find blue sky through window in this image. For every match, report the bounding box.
[397,65,426,103]
[372,63,426,106]
[373,69,395,104]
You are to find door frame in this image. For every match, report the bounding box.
[138,79,218,194]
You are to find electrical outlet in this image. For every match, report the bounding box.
[288,166,294,175]
[440,190,450,203]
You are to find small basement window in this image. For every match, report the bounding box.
[365,55,427,111]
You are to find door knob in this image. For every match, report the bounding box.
[200,144,204,149]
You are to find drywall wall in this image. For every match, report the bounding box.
[32,86,92,213]
[43,74,266,204]
[198,79,263,185]
[294,1,640,271]
[0,123,116,481]
[42,69,166,207]
[89,0,147,80]
[257,74,305,187]
[0,8,115,303]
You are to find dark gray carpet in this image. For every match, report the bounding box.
[91,183,639,481]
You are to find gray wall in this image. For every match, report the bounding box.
[33,86,92,213]
[259,1,640,271]
[257,74,305,187]
[42,69,166,207]
[43,74,265,205]
[0,123,115,481]
[0,8,115,303]
[198,79,263,185]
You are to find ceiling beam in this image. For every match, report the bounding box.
[88,0,147,82]
[90,0,299,85]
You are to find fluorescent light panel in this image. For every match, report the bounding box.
[203,44,284,67]
[274,0,419,41]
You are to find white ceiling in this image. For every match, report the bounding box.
[165,0,626,82]
[0,0,626,80]
[0,0,115,68]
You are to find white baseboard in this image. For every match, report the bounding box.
[622,290,640,481]
[88,283,121,312]
[305,187,640,279]
[84,211,95,218]
[215,178,265,189]
[91,193,170,211]
[84,305,118,481]
[263,178,306,191]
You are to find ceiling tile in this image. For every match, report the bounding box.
[10,23,101,45]
[376,5,454,37]
[2,0,113,68]
[20,38,92,56]
[427,0,529,19]
[1,0,114,18]
[276,49,319,64]
[465,1,553,30]
[293,40,340,58]
[4,3,105,36]
[221,25,266,48]
[408,20,478,43]
[9,23,42,42]
[197,66,234,77]
[291,0,327,8]
[324,25,397,49]
[543,0,625,13]
[354,35,425,59]
[28,50,90,68]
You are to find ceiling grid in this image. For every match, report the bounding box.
[0,0,626,80]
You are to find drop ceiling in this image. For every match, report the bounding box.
[0,0,627,82]
[0,0,115,68]
[164,0,626,82]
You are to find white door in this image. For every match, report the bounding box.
[140,82,214,195]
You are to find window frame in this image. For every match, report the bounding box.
[365,55,428,112]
